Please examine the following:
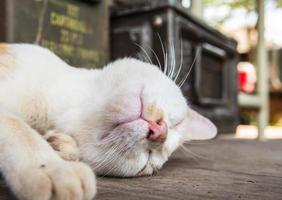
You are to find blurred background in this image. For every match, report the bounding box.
[0,0,281,140]
[203,0,282,140]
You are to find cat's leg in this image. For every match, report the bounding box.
[0,110,96,200]
[44,130,79,162]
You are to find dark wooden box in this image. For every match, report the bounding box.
[111,0,240,133]
[0,0,109,68]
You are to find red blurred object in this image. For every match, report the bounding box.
[239,71,247,88]
[238,62,256,93]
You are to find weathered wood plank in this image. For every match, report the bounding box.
[1,140,282,200]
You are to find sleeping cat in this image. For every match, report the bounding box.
[0,43,217,200]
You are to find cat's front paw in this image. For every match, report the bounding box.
[12,161,96,200]
[44,130,79,161]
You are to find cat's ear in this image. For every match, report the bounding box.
[183,108,217,140]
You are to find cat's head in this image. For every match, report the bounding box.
[76,58,217,177]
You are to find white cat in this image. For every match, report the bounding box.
[0,43,217,200]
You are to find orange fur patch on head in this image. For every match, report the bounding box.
[143,103,164,123]
[0,43,8,54]
[0,43,15,79]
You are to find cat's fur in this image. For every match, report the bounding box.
[0,43,217,200]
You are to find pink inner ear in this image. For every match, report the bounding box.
[185,108,217,140]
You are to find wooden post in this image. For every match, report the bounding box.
[257,0,269,140]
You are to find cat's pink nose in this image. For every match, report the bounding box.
[147,120,167,143]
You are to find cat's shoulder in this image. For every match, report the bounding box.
[0,43,8,53]
[0,43,18,77]
[1,43,65,67]
[0,43,68,80]
[0,43,59,64]
[0,43,57,58]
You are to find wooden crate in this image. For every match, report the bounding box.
[0,0,109,68]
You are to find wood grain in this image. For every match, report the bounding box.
[1,140,282,200]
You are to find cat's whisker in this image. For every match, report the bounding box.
[95,154,115,170]
[168,42,173,78]
[144,44,162,69]
[162,41,169,76]
[168,48,172,78]
[157,33,167,72]
[174,38,183,82]
[89,137,129,171]
[92,145,119,170]
[171,42,176,79]
[167,40,177,79]
[101,154,123,176]
[178,48,200,88]
[91,135,141,176]
[182,141,210,145]
[103,141,147,176]
[80,141,118,162]
[133,43,153,64]
[102,162,120,177]
[139,54,150,64]
[180,145,208,160]
[98,145,128,177]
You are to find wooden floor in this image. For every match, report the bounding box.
[1,139,282,200]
